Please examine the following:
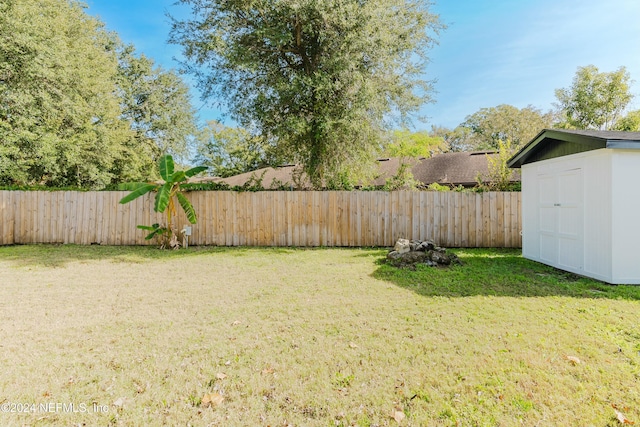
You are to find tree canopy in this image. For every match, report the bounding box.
[195,121,276,178]
[0,0,200,188]
[0,0,125,188]
[170,0,444,188]
[614,110,640,132]
[458,104,553,151]
[114,45,198,182]
[384,129,446,159]
[554,65,634,130]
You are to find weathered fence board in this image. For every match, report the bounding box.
[0,191,522,247]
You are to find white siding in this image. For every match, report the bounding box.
[582,151,612,282]
[611,150,640,284]
[521,149,615,283]
[521,165,538,260]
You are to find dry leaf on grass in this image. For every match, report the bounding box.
[201,392,224,408]
[564,355,581,365]
[391,407,405,423]
[216,372,227,380]
[614,408,635,425]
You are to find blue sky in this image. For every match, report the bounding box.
[86,0,640,130]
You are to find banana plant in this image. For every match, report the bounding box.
[119,155,207,247]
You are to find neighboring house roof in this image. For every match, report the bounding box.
[198,151,519,189]
[413,151,515,187]
[219,164,301,188]
[508,129,640,168]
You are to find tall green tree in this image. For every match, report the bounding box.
[194,121,275,178]
[0,0,202,188]
[114,45,198,181]
[170,0,444,188]
[554,65,633,130]
[429,125,472,152]
[0,0,127,188]
[459,104,553,151]
[614,109,640,132]
[384,129,446,159]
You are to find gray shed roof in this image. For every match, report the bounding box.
[507,129,640,168]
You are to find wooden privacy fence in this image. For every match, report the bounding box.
[0,191,521,247]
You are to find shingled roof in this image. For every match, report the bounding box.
[199,151,520,189]
[413,151,514,187]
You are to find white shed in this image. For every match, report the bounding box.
[508,129,640,284]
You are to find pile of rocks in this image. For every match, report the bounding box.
[386,238,462,269]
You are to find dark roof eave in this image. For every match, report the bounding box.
[508,129,640,168]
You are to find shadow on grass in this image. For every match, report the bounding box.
[0,244,262,268]
[0,244,358,268]
[371,248,640,300]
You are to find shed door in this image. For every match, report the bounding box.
[538,168,583,272]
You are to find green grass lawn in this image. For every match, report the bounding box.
[0,245,638,426]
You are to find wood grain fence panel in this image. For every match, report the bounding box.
[18,192,26,243]
[374,191,384,246]
[26,191,35,243]
[0,192,13,245]
[220,192,229,246]
[225,191,235,246]
[378,192,387,246]
[460,193,469,247]
[188,191,199,245]
[226,192,235,246]
[270,192,280,246]
[24,191,33,243]
[204,191,213,245]
[88,191,98,244]
[50,192,60,244]
[24,191,35,244]
[411,192,419,242]
[383,191,392,246]
[489,192,498,248]
[401,191,411,240]
[1,190,523,248]
[264,192,272,246]
[454,193,461,247]
[431,192,440,244]
[338,192,348,246]
[441,192,450,245]
[496,192,505,248]
[325,192,334,246]
[313,191,321,246]
[466,193,475,247]
[104,192,114,245]
[364,192,373,247]
[280,192,290,246]
[212,191,220,246]
[480,193,490,247]
[0,192,6,244]
[78,191,89,244]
